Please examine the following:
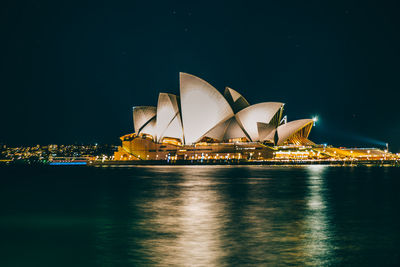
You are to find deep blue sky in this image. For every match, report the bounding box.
[1,0,399,151]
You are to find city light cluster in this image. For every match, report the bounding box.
[0,144,116,164]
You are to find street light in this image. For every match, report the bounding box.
[313,116,318,126]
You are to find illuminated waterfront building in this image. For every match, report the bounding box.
[115,73,316,161]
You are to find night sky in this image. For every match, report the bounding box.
[1,0,399,151]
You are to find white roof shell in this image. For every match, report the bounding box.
[133,106,157,134]
[156,93,183,142]
[139,117,157,138]
[257,122,276,142]
[201,116,232,140]
[224,118,249,140]
[276,119,313,145]
[180,73,234,144]
[202,116,249,141]
[235,102,284,141]
[224,87,250,113]
[130,73,313,145]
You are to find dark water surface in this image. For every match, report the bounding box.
[1,165,400,266]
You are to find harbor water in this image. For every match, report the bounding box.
[1,165,399,266]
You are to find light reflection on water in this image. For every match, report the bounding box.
[136,168,227,266]
[1,166,400,266]
[303,165,332,265]
[99,166,338,266]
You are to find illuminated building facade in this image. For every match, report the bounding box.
[115,73,316,161]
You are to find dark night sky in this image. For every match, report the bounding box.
[1,0,399,151]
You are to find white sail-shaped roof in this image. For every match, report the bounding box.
[162,116,183,141]
[156,93,183,142]
[133,106,157,134]
[224,87,250,113]
[180,73,234,144]
[139,116,156,139]
[264,128,277,143]
[201,117,232,141]
[235,102,284,141]
[257,122,276,142]
[202,116,248,141]
[276,119,313,145]
[224,117,249,140]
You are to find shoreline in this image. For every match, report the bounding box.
[88,159,399,167]
[1,159,399,167]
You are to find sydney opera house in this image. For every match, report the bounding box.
[114,73,319,162]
